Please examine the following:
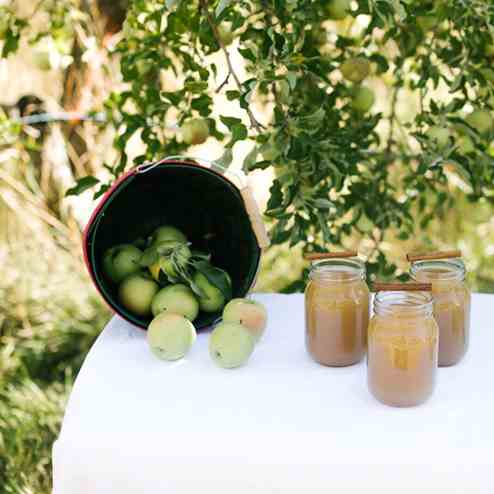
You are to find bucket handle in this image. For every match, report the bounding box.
[136,155,270,250]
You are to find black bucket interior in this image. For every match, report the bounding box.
[86,161,262,330]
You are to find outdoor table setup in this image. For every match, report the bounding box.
[52,157,494,492]
[52,292,494,493]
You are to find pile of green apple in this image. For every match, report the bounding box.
[102,225,231,320]
[102,224,268,368]
[147,297,267,368]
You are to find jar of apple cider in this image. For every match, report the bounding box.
[304,253,370,366]
[409,255,470,366]
[368,286,438,407]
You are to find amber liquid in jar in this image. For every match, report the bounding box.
[411,259,470,366]
[305,259,370,366]
[368,292,438,407]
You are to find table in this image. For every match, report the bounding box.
[52,293,494,493]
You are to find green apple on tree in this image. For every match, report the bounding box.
[340,57,371,83]
[417,15,438,32]
[222,298,267,342]
[136,58,154,77]
[485,42,494,58]
[466,109,493,135]
[310,24,327,46]
[147,312,196,361]
[193,271,226,312]
[325,0,351,20]
[351,86,375,113]
[151,284,199,321]
[209,322,256,368]
[119,273,159,316]
[181,118,210,145]
[456,134,475,154]
[103,244,143,283]
[480,68,494,84]
[217,23,234,46]
[427,125,450,149]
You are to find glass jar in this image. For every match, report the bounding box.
[368,291,438,407]
[410,259,470,366]
[305,259,370,366]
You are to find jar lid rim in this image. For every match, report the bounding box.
[374,291,433,313]
[309,258,366,282]
[410,258,465,280]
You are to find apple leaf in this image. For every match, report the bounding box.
[155,243,176,256]
[190,250,211,262]
[188,278,206,298]
[215,0,232,17]
[65,176,100,197]
[194,261,232,300]
[139,246,159,267]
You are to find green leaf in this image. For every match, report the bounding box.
[2,29,20,58]
[93,184,111,199]
[243,145,258,172]
[215,0,232,17]
[65,176,100,197]
[139,246,159,267]
[226,90,240,100]
[313,198,333,210]
[194,261,232,300]
[191,250,211,262]
[286,71,297,90]
[214,148,233,169]
[238,48,256,63]
[220,115,242,129]
[184,80,209,93]
[229,123,248,145]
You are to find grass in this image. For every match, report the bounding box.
[0,197,110,493]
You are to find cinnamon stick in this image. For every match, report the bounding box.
[372,282,432,292]
[406,250,462,262]
[304,250,358,261]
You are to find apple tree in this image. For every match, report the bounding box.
[3,0,494,284]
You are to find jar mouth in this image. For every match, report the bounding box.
[410,259,465,282]
[309,258,366,283]
[374,291,433,316]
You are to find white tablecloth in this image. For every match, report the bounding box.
[52,293,494,493]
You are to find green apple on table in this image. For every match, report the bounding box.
[209,322,256,369]
[222,298,268,342]
[147,312,197,361]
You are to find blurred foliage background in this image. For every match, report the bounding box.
[1,0,494,492]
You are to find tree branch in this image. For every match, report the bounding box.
[386,85,399,153]
[199,0,264,132]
